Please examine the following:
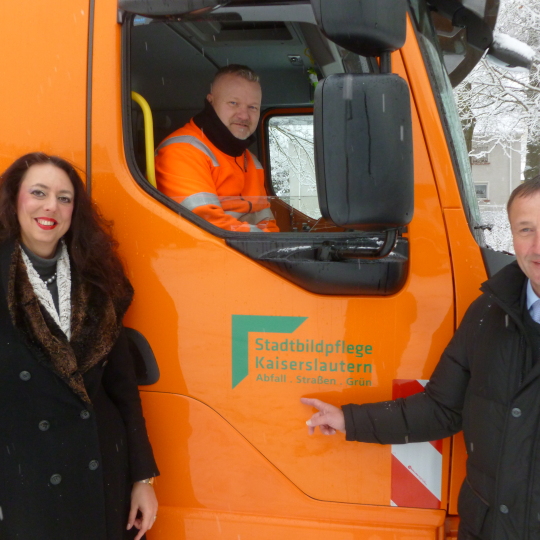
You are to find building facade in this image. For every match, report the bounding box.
[472,139,522,205]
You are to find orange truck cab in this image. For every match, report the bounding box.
[0,0,515,538]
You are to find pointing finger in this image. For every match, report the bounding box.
[300,397,326,410]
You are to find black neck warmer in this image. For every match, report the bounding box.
[193,99,256,157]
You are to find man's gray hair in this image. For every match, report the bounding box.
[211,64,260,88]
[507,175,540,213]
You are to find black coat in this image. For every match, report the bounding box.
[0,241,158,540]
[343,261,540,540]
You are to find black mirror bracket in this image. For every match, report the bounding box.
[119,0,229,18]
[310,0,407,57]
[426,0,492,51]
[379,51,392,74]
[317,229,399,262]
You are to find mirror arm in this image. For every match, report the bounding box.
[317,229,399,262]
[374,228,398,259]
[380,51,392,74]
[118,0,229,17]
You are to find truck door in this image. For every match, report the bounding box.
[92,0,462,536]
[0,2,88,169]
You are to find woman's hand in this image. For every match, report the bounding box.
[127,481,159,540]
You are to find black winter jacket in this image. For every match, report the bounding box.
[0,240,159,540]
[343,261,540,540]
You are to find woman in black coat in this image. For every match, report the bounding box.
[0,152,159,540]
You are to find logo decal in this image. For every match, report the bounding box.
[232,315,307,388]
[231,315,374,388]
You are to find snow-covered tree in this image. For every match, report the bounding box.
[455,0,540,177]
[268,116,320,218]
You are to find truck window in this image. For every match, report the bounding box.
[409,0,516,277]
[123,6,411,295]
[267,113,319,222]
[409,0,484,244]
[125,9,371,234]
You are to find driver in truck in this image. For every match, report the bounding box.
[155,64,279,233]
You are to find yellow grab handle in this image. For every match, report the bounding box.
[131,91,156,188]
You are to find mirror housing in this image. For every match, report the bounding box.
[427,0,499,86]
[486,33,534,72]
[119,0,228,17]
[314,74,413,231]
[310,0,407,57]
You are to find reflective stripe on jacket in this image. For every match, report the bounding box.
[155,119,278,232]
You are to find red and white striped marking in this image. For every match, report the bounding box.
[390,379,443,509]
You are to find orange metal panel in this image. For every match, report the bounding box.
[89,1,462,536]
[400,17,488,517]
[442,208,487,514]
[0,0,487,535]
[443,209,487,325]
[143,392,446,539]
[0,1,87,170]
[445,515,460,538]
[400,18,463,210]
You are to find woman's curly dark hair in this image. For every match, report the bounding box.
[0,152,130,300]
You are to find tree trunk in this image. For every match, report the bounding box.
[460,82,476,156]
[524,46,540,181]
[524,139,540,181]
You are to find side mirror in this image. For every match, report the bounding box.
[487,33,534,72]
[314,74,414,232]
[119,0,227,17]
[310,0,407,57]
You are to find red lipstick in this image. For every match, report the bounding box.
[35,218,58,230]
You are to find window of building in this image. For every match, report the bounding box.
[475,183,488,199]
[471,142,490,165]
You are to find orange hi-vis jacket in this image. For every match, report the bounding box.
[155,119,278,232]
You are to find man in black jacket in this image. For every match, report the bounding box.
[302,177,540,540]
